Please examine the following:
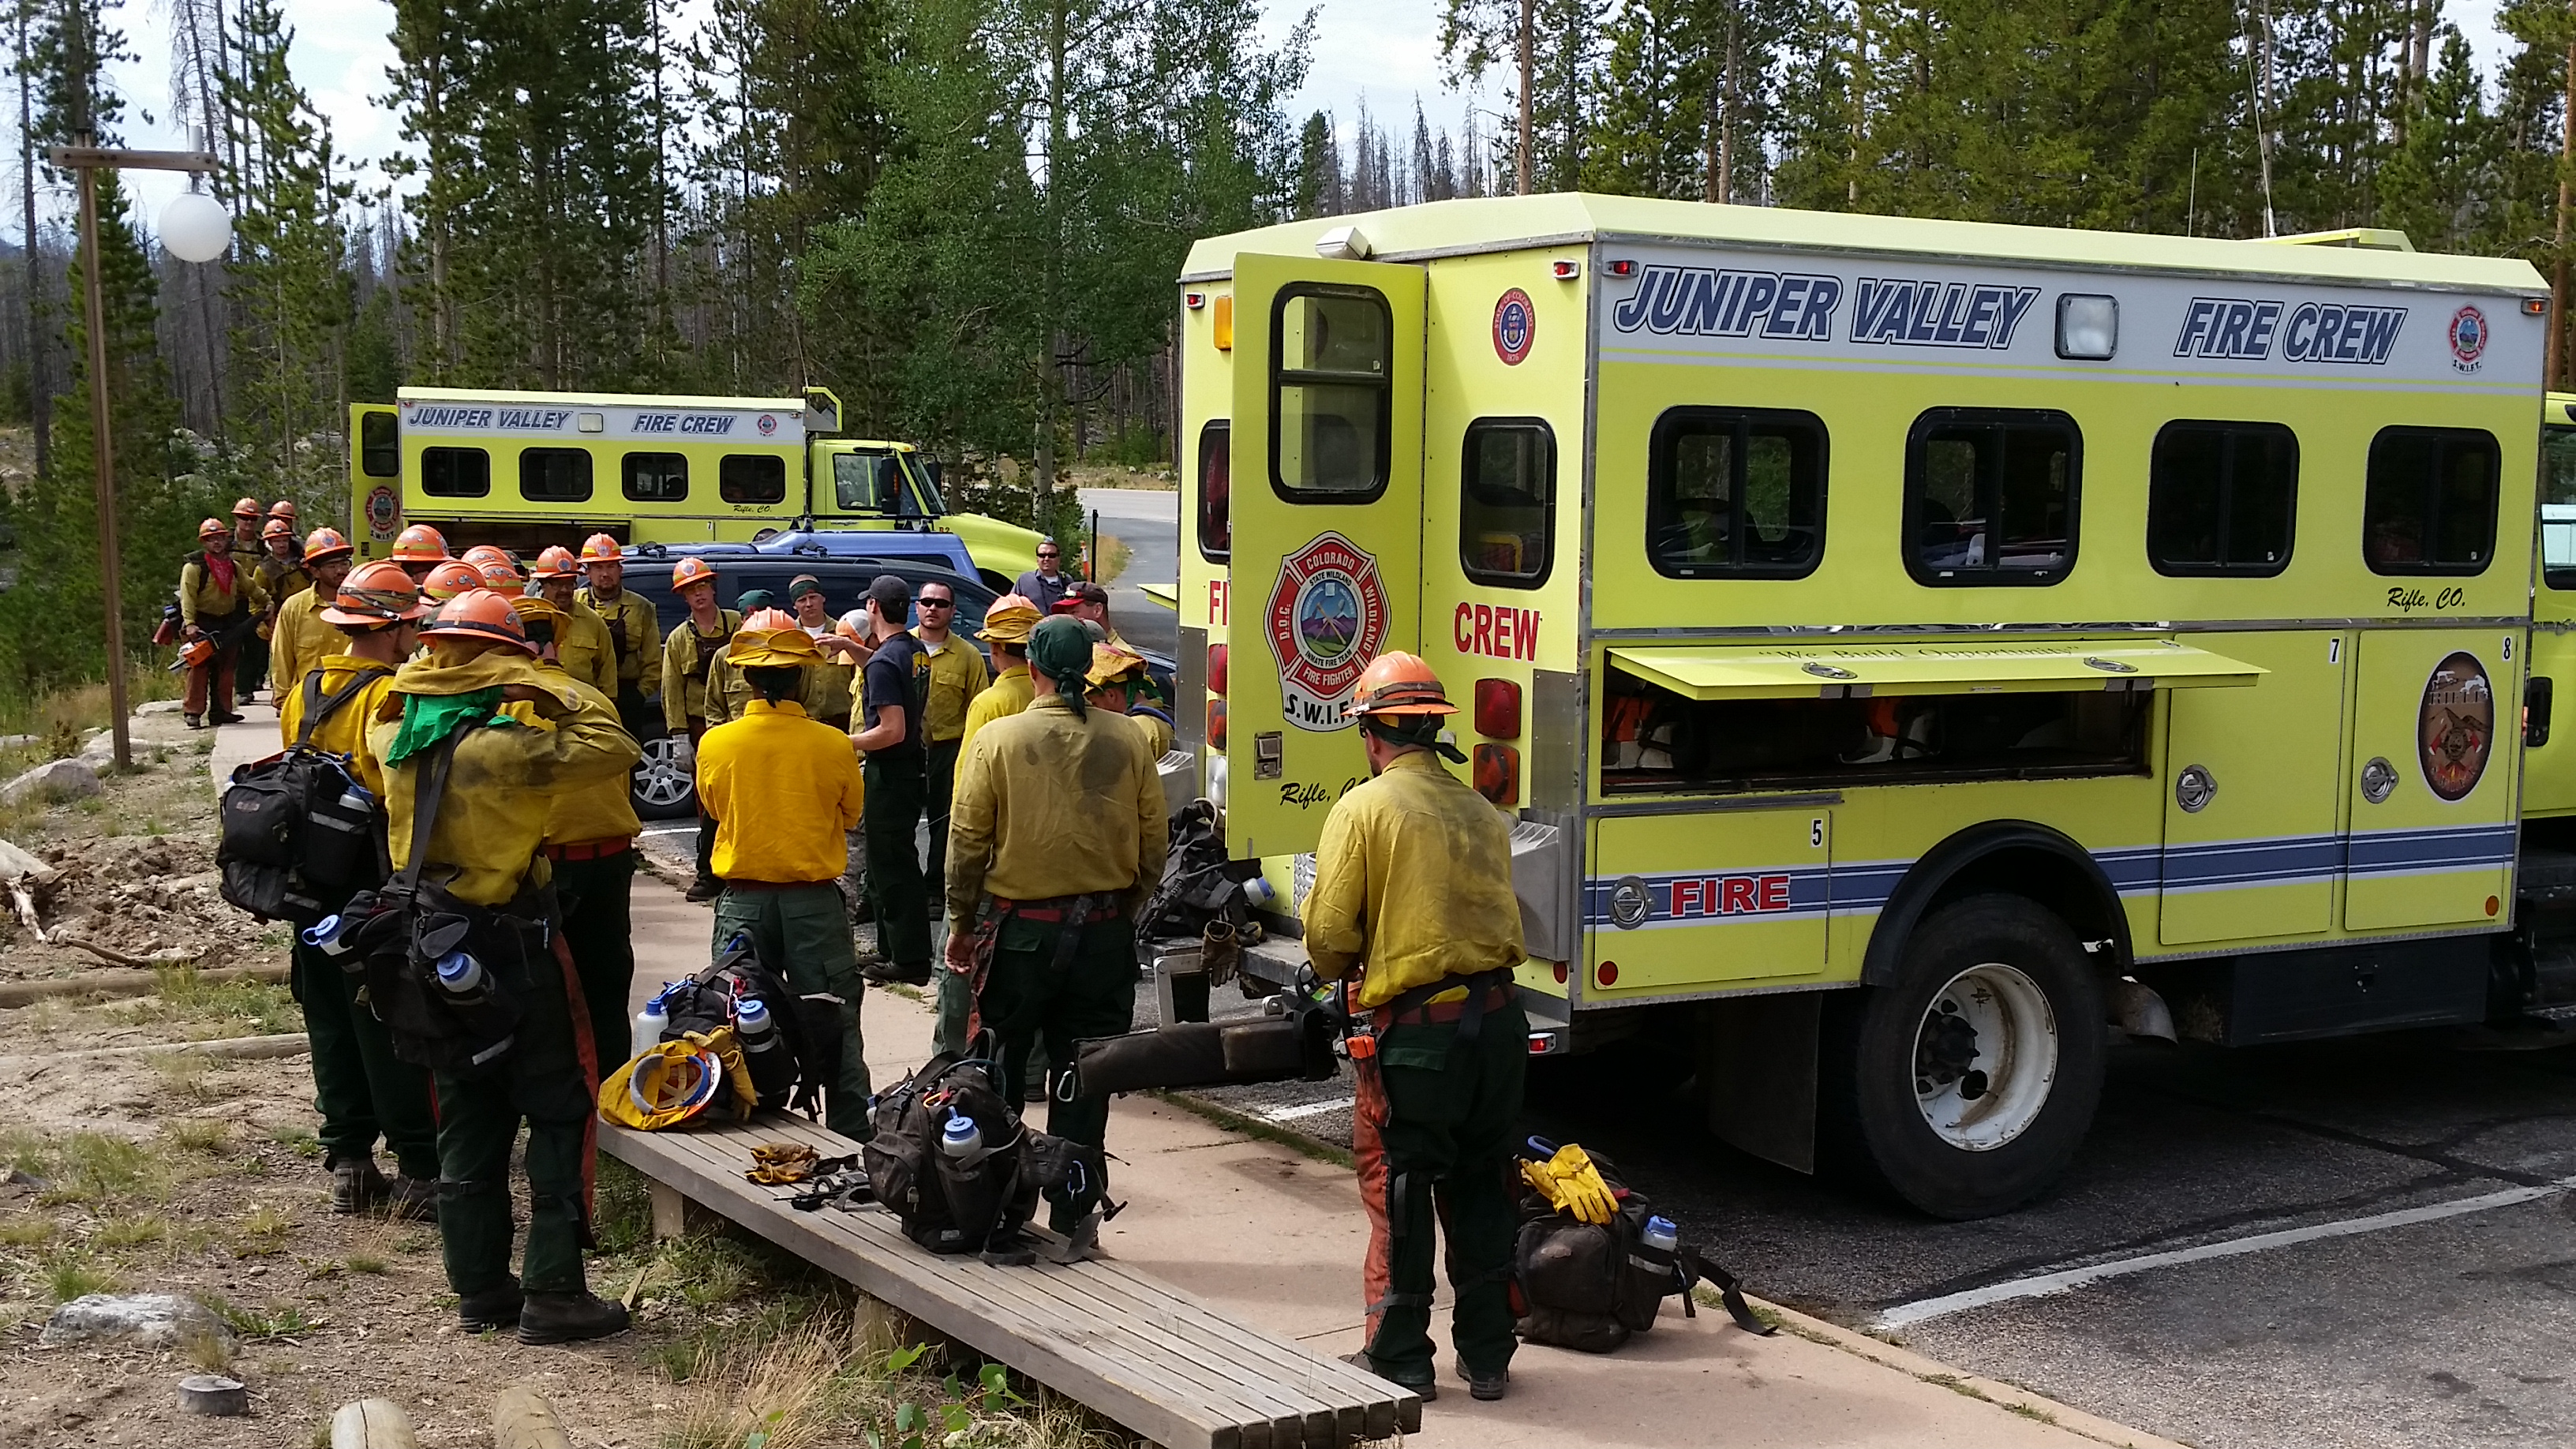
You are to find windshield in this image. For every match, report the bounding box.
[903,451,945,514]
[2545,425,2576,590]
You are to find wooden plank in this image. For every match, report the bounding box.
[607,1125,1245,1449]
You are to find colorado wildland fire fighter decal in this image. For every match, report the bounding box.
[1267,531,1389,732]
[2420,651,2494,802]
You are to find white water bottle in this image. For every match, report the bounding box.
[736,997,777,1053]
[434,950,485,997]
[1642,1215,1679,1254]
[631,993,670,1059]
[940,1114,982,1159]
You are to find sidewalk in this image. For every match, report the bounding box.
[619,871,2179,1449]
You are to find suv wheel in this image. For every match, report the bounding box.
[631,733,696,820]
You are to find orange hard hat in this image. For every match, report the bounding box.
[578,533,623,564]
[301,526,353,564]
[1346,651,1457,717]
[740,607,797,633]
[321,559,431,627]
[267,500,298,520]
[475,558,524,590]
[530,545,579,580]
[197,517,227,540]
[230,496,262,519]
[391,523,450,563]
[262,517,294,541]
[462,544,519,574]
[418,588,538,654]
[421,560,485,602]
[672,556,717,591]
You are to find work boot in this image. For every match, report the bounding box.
[211,710,245,726]
[384,1175,439,1222]
[1341,1350,1435,1402]
[182,714,203,730]
[858,955,931,987]
[1454,1358,1509,1402]
[517,1290,631,1346]
[683,877,721,903]
[458,1278,523,1332]
[328,1155,389,1215]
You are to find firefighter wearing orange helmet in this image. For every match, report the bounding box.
[658,556,741,900]
[574,534,657,730]
[390,524,452,585]
[1305,651,1526,1404]
[177,517,269,728]
[526,545,616,698]
[266,528,359,743]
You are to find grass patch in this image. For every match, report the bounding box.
[13,1130,170,1206]
[0,1216,57,1246]
[149,964,302,1036]
[146,1050,215,1102]
[1149,1090,1356,1168]
[1093,533,1134,585]
[596,1154,653,1256]
[204,1294,320,1340]
[42,1252,123,1303]
[161,1119,230,1155]
[231,1204,294,1256]
[92,1214,169,1249]
[264,1123,324,1160]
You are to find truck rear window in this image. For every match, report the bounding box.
[1271,285,1390,500]
[1646,408,1825,578]
[1460,418,1554,586]
[2147,421,2297,577]
[2543,425,2576,590]
[2363,426,2498,576]
[1197,421,1231,561]
[1905,409,2079,586]
[721,454,788,505]
[360,412,399,477]
[421,447,489,498]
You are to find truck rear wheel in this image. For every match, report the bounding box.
[1823,893,2105,1219]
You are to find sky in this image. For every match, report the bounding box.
[85,0,2516,237]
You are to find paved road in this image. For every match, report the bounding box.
[1181,997,2576,1449]
[1076,486,1178,660]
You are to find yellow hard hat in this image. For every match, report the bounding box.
[977,593,1043,644]
[1085,640,1148,689]
[728,621,822,669]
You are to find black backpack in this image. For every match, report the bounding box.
[1134,799,1265,944]
[653,932,841,1116]
[1512,1142,1773,1353]
[219,666,393,925]
[862,1037,1107,1264]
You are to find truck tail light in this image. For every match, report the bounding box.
[1184,290,1206,309]
[1214,295,1234,351]
[1606,258,1638,279]
[1208,699,1227,751]
[1473,677,1520,739]
[1551,259,1581,280]
[1209,643,1228,697]
[1473,743,1520,807]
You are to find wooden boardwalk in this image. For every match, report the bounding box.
[603,1112,1419,1449]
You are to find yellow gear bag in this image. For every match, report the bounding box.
[598,1028,758,1131]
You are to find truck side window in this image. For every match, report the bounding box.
[519,447,593,503]
[1904,409,2080,586]
[1646,408,1825,578]
[421,446,490,498]
[360,412,399,477]
[721,454,788,505]
[2364,426,2499,576]
[2543,425,2576,590]
[1271,285,1390,500]
[1197,421,1231,561]
[2147,421,2297,577]
[1460,418,1554,586]
[834,453,898,511]
[622,451,687,503]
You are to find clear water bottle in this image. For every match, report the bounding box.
[301,914,355,958]
[1642,1215,1679,1254]
[631,991,671,1059]
[1243,876,1276,908]
[434,949,485,998]
[940,1114,982,1159]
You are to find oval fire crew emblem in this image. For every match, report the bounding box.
[364,485,400,541]
[1492,288,1535,365]
[2447,305,2488,373]
[1265,531,1390,732]
[2419,651,2494,802]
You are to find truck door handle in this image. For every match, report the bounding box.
[2529,676,2554,749]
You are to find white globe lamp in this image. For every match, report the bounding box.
[159,190,230,264]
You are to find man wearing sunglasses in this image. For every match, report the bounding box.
[1013,541,1072,616]
[913,581,990,1050]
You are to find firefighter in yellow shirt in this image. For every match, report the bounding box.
[703,593,846,724]
[915,574,989,886]
[178,517,269,728]
[957,593,1041,756]
[280,559,438,1221]
[659,557,741,901]
[695,617,872,1135]
[1084,640,1172,758]
[511,595,644,1076]
[527,547,618,698]
[268,527,357,742]
[365,590,641,1346]
[944,615,1166,1237]
[1302,653,1527,1404]
[576,534,659,732]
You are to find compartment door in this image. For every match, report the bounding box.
[2343,628,2521,931]
[2159,631,2346,945]
[1584,808,1832,999]
[1222,251,1427,858]
[349,403,400,557]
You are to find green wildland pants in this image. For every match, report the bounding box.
[1352,996,1529,1386]
[975,909,1135,1230]
[435,927,595,1297]
[551,850,636,1075]
[862,754,931,968]
[713,882,873,1137]
[293,936,438,1180]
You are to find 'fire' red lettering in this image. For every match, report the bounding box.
[1758,875,1789,912]
[1673,879,1700,915]
[1720,878,1757,914]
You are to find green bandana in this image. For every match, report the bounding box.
[1028,616,1093,720]
[384,687,518,766]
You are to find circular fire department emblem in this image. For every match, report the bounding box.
[1264,531,1389,732]
[2447,305,2488,373]
[2418,650,2494,802]
[364,485,400,541]
[756,413,778,436]
[1493,288,1535,365]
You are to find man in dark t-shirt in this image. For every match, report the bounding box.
[853,574,935,985]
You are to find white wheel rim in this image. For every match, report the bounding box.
[1912,962,2059,1151]
[634,738,695,808]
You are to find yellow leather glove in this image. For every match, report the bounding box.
[1518,1144,1617,1225]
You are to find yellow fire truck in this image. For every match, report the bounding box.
[343,387,1044,590]
[1175,196,2555,1219]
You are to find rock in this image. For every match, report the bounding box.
[0,734,35,751]
[39,1293,233,1350]
[136,700,185,717]
[79,732,117,764]
[0,837,58,886]
[2,757,99,806]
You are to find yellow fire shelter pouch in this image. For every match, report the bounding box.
[599,1028,758,1130]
